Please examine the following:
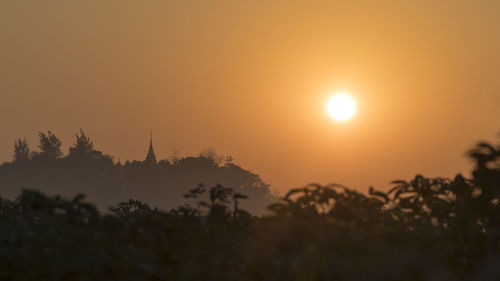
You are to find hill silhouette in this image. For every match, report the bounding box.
[0,130,275,214]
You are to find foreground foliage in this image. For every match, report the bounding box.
[0,140,499,280]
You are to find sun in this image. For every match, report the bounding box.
[328,94,356,121]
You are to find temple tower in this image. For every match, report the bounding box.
[145,131,157,165]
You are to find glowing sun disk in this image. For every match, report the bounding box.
[328,94,356,121]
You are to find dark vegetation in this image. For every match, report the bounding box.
[1,132,500,280]
[0,130,274,214]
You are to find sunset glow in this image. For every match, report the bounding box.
[2,2,500,278]
[1,1,499,198]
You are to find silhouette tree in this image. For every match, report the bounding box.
[199,146,223,165]
[224,156,234,167]
[13,138,30,163]
[170,148,181,164]
[36,131,62,160]
[69,129,95,157]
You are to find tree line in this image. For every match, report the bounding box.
[13,130,104,162]
[1,130,275,214]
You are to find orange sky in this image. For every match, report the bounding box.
[1,1,499,194]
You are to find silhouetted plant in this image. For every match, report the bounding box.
[110,199,155,217]
[69,129,98,157]
[267,183,384,223]
[34,130,62,160]
[199,146,223,165]
[233,192,249,217]
[13,138,30,163]
[385,175,454,229]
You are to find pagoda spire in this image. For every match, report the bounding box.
[145,130,157,164]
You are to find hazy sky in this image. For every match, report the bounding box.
[1,1,499,193]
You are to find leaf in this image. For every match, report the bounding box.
[233,193,248,200]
